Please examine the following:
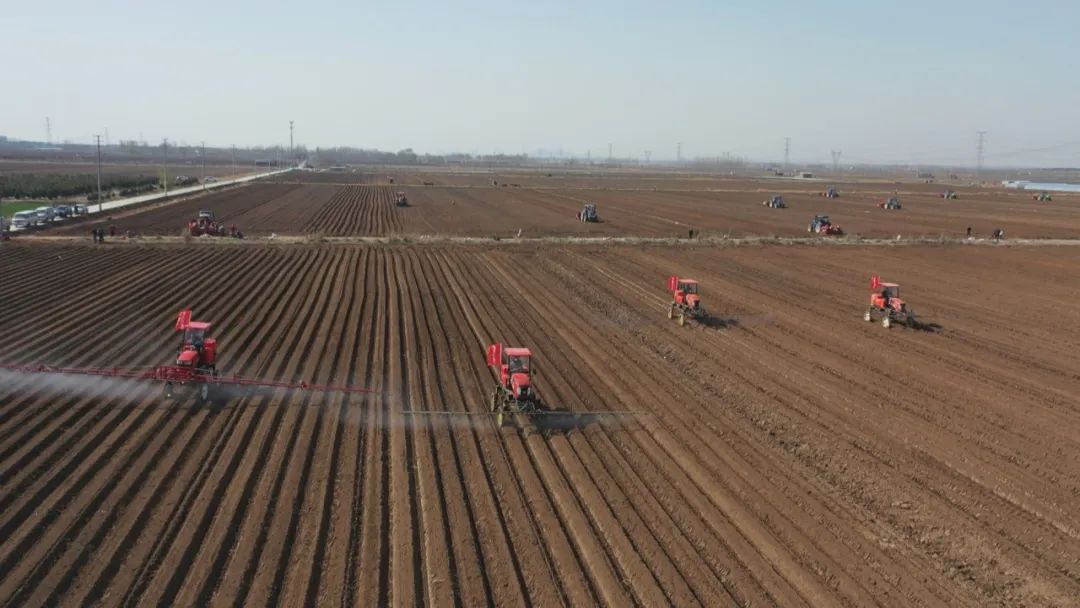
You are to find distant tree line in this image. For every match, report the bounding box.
[0,173,159,200]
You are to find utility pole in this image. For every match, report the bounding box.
[783,137,791,174]
[105,127,109,148]
[162,138,169,196]
[976,131,987,181]
[94,135,104,213]
[289,120,294,165]
[201,141,207,190]
[231,145,237,172]
[831,150,842,173]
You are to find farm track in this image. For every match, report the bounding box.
[1,242,1078,607]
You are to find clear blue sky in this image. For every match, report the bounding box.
[4,0,1079,166]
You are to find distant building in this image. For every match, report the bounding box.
[798,171,813,178]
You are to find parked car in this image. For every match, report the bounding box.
[73,204,89,216]
[10,210,38,230]
[34,206,55,223]
[54,204,72,218]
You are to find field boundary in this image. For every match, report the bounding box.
[10,234,1080,248]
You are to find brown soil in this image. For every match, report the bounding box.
[34,170,1080,240]
[1,241,1078,607]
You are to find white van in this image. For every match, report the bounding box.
[35,206,55,223]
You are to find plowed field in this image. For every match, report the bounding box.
[2,242,1077,607]
[53,185,409,237]
[41,169,1080,239]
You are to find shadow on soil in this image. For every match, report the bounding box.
[910,320,943,333]
[698,316,739,329]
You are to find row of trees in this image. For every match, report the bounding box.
[0,173,159,200]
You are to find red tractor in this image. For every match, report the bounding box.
[864,275,916,328]
[0,309,380,406]
[487,343,541,426]
[667,276,706,326]
[187,210,233,237]
[165,310,219,401]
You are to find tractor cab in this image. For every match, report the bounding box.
[175,310,217,369]
[676,279,698,295]
[866,275,915,327]
[198,210,214,221]
[487,343,535,401]
[578,203,599,222]
[668,276,701,308]
[869,276,904,310]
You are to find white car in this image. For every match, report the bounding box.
[10,210,38,230]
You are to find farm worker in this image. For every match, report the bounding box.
[966,226,972,238]
[881,288,890,309]
[109,224,116,237]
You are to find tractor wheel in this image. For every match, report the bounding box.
[667,304,674,320]
[489,388,499,412]
[863,310,872,322]
[678,312,686,327]
[164,382,174,399]
[881,316,891,328]
[495,411,504,427]
[198,382,211,403]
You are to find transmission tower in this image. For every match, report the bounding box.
[831,150,842,173]
[783,137,791,174]
[45,117,52,145]
[676,142,682,163]
[162,138,169,195]
[976,131,987,180]
[289,120,294,162]
[608,143,613,161]
[94,135,103,212]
